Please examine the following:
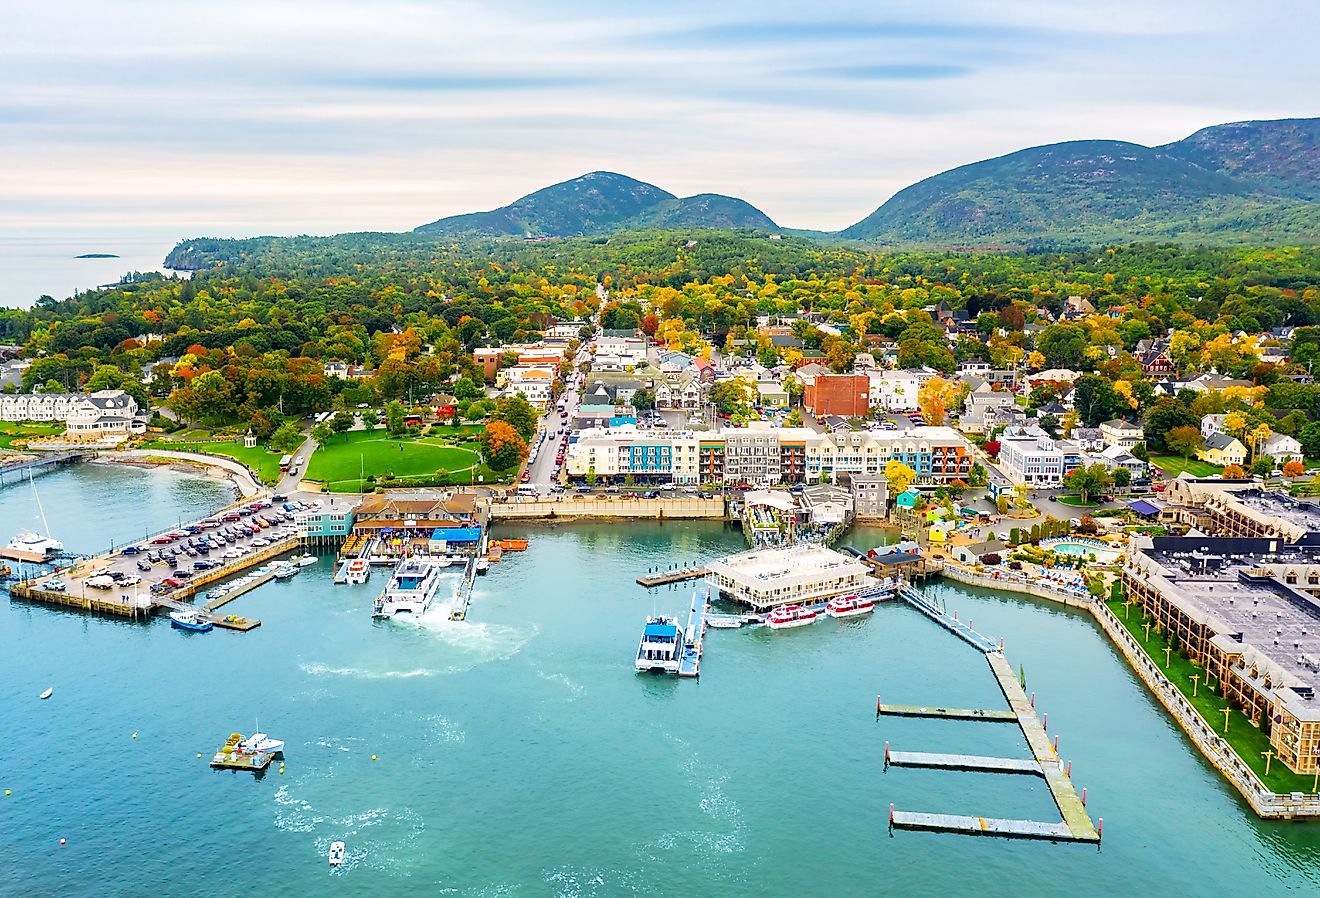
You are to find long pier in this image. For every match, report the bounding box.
[877,702,1016,722]
[0,450,87,485]
[886,748,1042,775]
[889,809,1081,842]
[637,566,708,588]
[677,590,707,678]
[203,570,275,611]
[896,584,1000,653]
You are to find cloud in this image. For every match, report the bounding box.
[801,63,972,80]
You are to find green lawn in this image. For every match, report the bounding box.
[139,438,285,483]
[1151,455,1222,478]
[1056,495,1101,508]
[1107,597,1316,794]
[0,421,66,450]
[306,427,489,491]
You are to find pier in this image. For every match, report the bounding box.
[209,733,278,772]
[889,809,1083,842]
[885,748,1042,775]
[896,584,999,653]
[676,590,708,678]
[203,569,275,611]
[0,450,87,486]
[876,702,1016,722]
[636,566,708,588]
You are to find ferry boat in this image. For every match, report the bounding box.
[826,594,878,619]
[344,558,370,585]
[169,609,214,632]
[635,615,686,673]
[371,558,446,618]
[765,604,818,630]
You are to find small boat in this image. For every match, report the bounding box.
[272,561,298,580]
[39,687,53,700]
[328,840,345,866]
[240,732,285,754]
[705,615,743,629]
[827,594,878,619]
[169,609,214,632]
[345,558,370,585]
[475,558,490,575]
[765,604,818,630]
[293,553,317,568]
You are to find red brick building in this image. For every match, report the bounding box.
[804,374,869,417]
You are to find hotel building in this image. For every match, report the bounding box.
[706,545,873,611]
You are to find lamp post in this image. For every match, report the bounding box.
[1163,647,1172,669]
[1143,621,1152,643]
[1262,750,1274,778]
[1191,674,1200,697]
[1221,707,1231,733]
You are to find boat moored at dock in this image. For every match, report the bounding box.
[635,615,685,673]
[170,609,214,632]
[342,558,370,585]
[827,594,877,618]
[766,604,818,630]
[372,558,446,618]
[272,561,298,580]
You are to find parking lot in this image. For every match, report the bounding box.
[42,496,314,602]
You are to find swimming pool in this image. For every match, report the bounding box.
[1042,539,1121,562]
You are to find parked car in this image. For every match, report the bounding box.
[136,560,152,572]
[120,545,142,556]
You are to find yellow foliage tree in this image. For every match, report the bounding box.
[1026,351,1045,370]
[1223,411,1248,438]
[918,376,959,426]
[1247,423,1273,462]
[885,460,917,495]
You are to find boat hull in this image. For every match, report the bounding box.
[766,615,816,630]
[171,618,213,632]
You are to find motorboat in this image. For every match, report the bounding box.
[272,561,298,580]
[826,594,878,619]
[329,841,345,866]
[292,553,317,568]
[344,558,370,585]
[239,732,285,754]
[635,615,685,672]
[765,604,818,630]
[705,615,743,629]
[39,687,53,700]
[475,558,490,575]
[169,609,214,632]
[371,558,446,618]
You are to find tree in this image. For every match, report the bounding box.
[311,422,333,446]
[1251,457,1273,478]
[785,409,803,427]
[784,376,804,407]
[968,462,988,488]
[918,376,958,426]
[1072,375,1120,428]
[1166,425,1203,460]
[385,399,406,436]
[493,395,537,442]
[885,459,916,495]
[1037,324,1088,370]
[1062,463,1112,504]
[1283,460,1305,478]
[1247,423,1273,463]
[710,379,754,416]
[1223,411,1248,438]
[1222,464,1246,479]
[480,420,527,471]
[1143,396,1199,452]
[630,388,655,412]
[331,410,354,440]
[270,422,303,453]
[453,376,482,400]
[1112,467,1132,489]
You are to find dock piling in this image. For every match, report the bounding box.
[1053,734,1059,753]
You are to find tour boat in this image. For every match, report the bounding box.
[39,687,53,700]
[635,615,686,672]
[765,604,818,630]
[372,558,445,618]
[345,558,370,585]
[827,594,878,619]
[169,609,214,632]
[328,841,346,866]
[239,732,285,754]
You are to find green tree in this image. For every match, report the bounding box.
[630,388,655,412]
[1072,375,1120,428]
[1037,324,1088,370]
[1166,425,1203,460]
[311,422,333,446]
[1063,463,1112,504]
[1112,467,1132,490]
[270,422,303,453]
[493,395,537,442]
[453,376,482,400]
[385,399,407,436]
[331,410,355,441]
[968,462,988,488]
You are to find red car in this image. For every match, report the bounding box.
[521,471,530,482]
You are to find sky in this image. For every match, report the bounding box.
[1,0,1316,241]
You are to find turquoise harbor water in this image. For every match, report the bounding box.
[3,465,1320,896]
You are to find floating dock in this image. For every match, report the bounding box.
[212,614,261,632]
[885,749,1042,775]
[890,809,1081,842]
[637,566,708,588]
[877,702,1017,722]
[677,590,707,678]
[897,585,999,652]
[203,569,275,611]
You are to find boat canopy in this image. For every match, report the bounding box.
[643,623,678,638]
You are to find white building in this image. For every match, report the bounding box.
[998,426,1084,486]
[594,336,647,368]
[1261,432,1304,465]
[867,369,934,411]
[705,545,872,610]
[0,389,141,434]
[1100,419,1144,450]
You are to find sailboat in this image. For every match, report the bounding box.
[1,471,63,563]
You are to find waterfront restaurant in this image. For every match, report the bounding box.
[706,545,872,611]
[1123,534,1320,775]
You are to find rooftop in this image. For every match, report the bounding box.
[1231,489,1320,536]
[707,544,869,585]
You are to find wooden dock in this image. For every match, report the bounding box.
[203,570,275,611]
[890,810,1079,841]
[886,749,1042,775]
[677,590,707,678]
[212,614,261,631]
[636,566,708,588]
[876,701,1016,722]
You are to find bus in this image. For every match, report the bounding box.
[279,454,293,473]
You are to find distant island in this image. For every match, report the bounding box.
[75,253,120,259]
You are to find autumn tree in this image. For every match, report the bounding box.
[481,420,528,471]
[918,376,959,426]
[1283,460,1305,478]
[1222,464,1246,479]
[1062,463,1112,504]
[885,459,917,495]
[1166,425,1203,460]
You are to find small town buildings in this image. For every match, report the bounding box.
[1071,427,1104,452]
[960,392,1016,435]
[952,540,1007,566]
[997,425,1083,486]
[1199,433,1247,467]
[850,474,889,520]
[1261,432,1304,465]
[705,545,872,611]
[1100,419,1144,450]
[0,389,143,436]
[1201,414,1227,439]
[804,373,870,418]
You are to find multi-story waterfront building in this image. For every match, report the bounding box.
[563,424,972,487]
[997,426,1084,486]
[706,545,872,611]
[0,389,142,435]
[1163,479,1320,541]
[1123,534,1320,775]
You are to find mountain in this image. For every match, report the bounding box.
[414,171,777,237]
[841,119,1320,245]
[1162,118,1320,201]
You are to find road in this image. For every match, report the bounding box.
[524,344,591,493]
[275,433,315,494]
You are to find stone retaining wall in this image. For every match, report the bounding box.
[489,496,725,520]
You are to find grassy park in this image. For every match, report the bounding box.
[1150,455,1222,478]
[0,421,66,451]
[304,426,500,492]
[139,438,286,482]
[1107,595,1316,794]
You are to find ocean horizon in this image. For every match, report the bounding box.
[0,235,179,310]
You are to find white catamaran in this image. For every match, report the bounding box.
[1,471,63,564]
[371,558,448,618]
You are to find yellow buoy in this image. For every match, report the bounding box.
[371,754,378,761]
[4,789,10,796]
[131,732,138,740]
[197,753,202,759]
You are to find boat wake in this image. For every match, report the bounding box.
[299,662,447,680]
[535,669,585,699]
[273,783,426,874]
[647,736,746,860]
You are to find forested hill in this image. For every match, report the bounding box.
[413,171,779,237]
[842,118,1320,246]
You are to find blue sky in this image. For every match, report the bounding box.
[1,0,1315,239]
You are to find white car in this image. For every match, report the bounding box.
[223,549,242,559]
[252,538,270,548]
